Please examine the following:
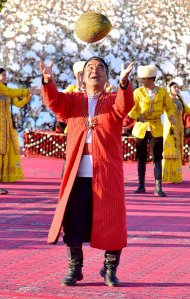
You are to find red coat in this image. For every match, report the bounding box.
[183,112,190,129]
[42,82,134,250]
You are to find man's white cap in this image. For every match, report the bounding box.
[73,61,86,77]
[137,65,157,78]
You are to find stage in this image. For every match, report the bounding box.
[0,157,190,299]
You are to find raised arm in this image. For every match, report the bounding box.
[40,60,73,119]
[0,83,40,98]
[112,61,135,118]
[12,95,32,108]
[0,82,29,98]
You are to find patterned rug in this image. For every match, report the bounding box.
[0,157,190,299]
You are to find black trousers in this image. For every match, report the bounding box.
[63,177,92,246]
[136,131,163,163]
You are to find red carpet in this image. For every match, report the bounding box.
[0,157,190,299]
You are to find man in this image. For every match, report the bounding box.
[55,61,86,133]
[128,64,175,197]
[40,57,135,287]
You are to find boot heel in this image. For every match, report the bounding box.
[62,271,83,286]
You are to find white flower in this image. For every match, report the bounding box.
[23,64,33,74]
[44,44,56,54]
[6,40,16,49]
[26,50,39,59]
[21,25,30,33]
[9,63,20,72]
[16,34,27,43]
[32,42,43,52]
[3,30,15,38]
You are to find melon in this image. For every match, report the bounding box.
[75,12,112,43]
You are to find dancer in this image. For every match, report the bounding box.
[128,65,175,196]
[40,57,135,287]
[0,67,39,186]
[162,81,190,183]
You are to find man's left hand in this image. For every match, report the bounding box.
[120,61,136,88]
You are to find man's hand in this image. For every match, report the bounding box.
[138,114,145,123]
[39,60,54,83]
[120,61,136,88]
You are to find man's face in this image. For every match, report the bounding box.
[83,59,108,89]
[139,77,155,88]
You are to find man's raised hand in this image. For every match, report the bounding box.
[39,60,54,84]
[120,61,136,88]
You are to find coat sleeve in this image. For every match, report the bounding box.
[112,82,134,118]
[41,81,74,119]
[12,95,32,108]
[164,90,175,118]
[0,83,29,97]
[128,89,141,121]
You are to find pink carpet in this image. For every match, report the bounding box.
[0,157,190,299]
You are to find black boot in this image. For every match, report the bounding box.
[154,180,166,197]
[100,250,121,287]
[154,160,166,197]
[134,161,146,193]
[62,246,83,286]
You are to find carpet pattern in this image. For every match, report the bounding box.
[0,157,190,299]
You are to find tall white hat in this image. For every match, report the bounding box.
[137,65,157,78]
[73,61,86,77]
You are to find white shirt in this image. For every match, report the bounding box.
[77,93,99,177]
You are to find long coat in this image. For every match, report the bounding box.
[0,83,30,155]
[162,99,190,183]
[128,87,175,138]
[0,96,30,155]
[42,82,134,250]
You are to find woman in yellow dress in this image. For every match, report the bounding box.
[0,67,38,188]
[162,81,190,183]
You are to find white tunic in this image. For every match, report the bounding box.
[77,93,99,177]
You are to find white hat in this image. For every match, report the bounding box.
[72,61,86,77]
[137,65,157,78]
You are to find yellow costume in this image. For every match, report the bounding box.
[128,87,175,138]
[0,83,30,182]
[162,98,190,183]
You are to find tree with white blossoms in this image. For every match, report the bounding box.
[0,0,189,138]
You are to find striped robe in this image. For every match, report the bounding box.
[42,81,134,250]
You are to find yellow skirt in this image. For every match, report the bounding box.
[0,135,24,182]
[162,158,182,183]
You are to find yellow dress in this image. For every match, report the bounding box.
[0,95,31,182]
[162,97,190,183]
